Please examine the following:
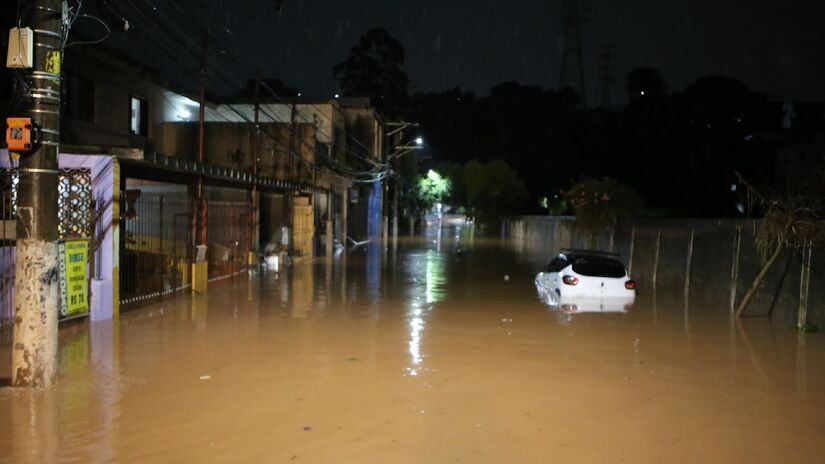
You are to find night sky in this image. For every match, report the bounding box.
[93,0,825,103]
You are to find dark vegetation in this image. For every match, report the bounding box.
[334,28,825,224]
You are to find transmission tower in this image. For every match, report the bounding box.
[598,45,616,110]
[558,0,587,107]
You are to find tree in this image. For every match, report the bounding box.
[565,177,643,243]
[681,75,751,133]
[435,161,466,210]
[417,169,450,211]
[333,28,409,117]
[464,160,528,224]
[539,193,568,216]
[734,170,825,327]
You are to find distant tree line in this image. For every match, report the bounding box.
[334,28,825,223]
[404,75,796,219]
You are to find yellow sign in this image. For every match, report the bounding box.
[46,50,61,74]
[59,240,89,317]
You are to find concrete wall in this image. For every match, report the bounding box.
[506,216,825,326]
[204,102,344,149]
[61,154,118,322]
[340,104,383,163]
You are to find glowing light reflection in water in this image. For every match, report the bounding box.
[405,231,448,376]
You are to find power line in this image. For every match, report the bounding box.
[108,1,390,181]
[92,4,323,180]
[157,0,385,163]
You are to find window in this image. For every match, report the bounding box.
[130,96,148,136]
[546,256,568,272]
[571,257,627,278]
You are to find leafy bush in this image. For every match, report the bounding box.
[565,177,642,234]
[417,169,451,211]
[464,160,528,223]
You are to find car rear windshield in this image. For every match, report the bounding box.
[571,257,626,278]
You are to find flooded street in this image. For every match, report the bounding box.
[2,229,825,463]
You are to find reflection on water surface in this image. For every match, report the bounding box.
[1,226,824,463]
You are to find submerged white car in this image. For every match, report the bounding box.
[535,250,636,313]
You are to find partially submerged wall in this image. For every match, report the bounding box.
[505,216,825,326]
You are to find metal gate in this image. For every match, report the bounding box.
[119,191,192,307]
[207,200,251,281]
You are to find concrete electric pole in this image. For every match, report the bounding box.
[250,71,261,267]
[197,30,208,247]
[385,122,421,242]
[12,0,63,387]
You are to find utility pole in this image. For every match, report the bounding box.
[385,122,420,242]
[392,153,400,243]
[250,71,261,266]
[558,0,587,107]
[286,101,297,255]
[196,30,208,247]
[190,29,208,293]
[382,144,389,246]
[12,0,62,387]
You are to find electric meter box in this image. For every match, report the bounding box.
[7,27,34,69]
[6,117,34,151]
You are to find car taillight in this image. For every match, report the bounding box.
[562,275,579,286]
[625,280,637,290]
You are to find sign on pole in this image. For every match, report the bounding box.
[59,239,89,317]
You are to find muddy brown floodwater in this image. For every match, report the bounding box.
[1,228,825,463]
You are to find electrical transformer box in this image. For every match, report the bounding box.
[7,27,34,69]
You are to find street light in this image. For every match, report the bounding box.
[416,137,423,146]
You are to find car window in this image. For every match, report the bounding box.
[546,257,568,272]
[571,256,626,278]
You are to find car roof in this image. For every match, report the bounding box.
[558,249,622,260]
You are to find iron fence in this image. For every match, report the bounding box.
[120,191,192,307]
